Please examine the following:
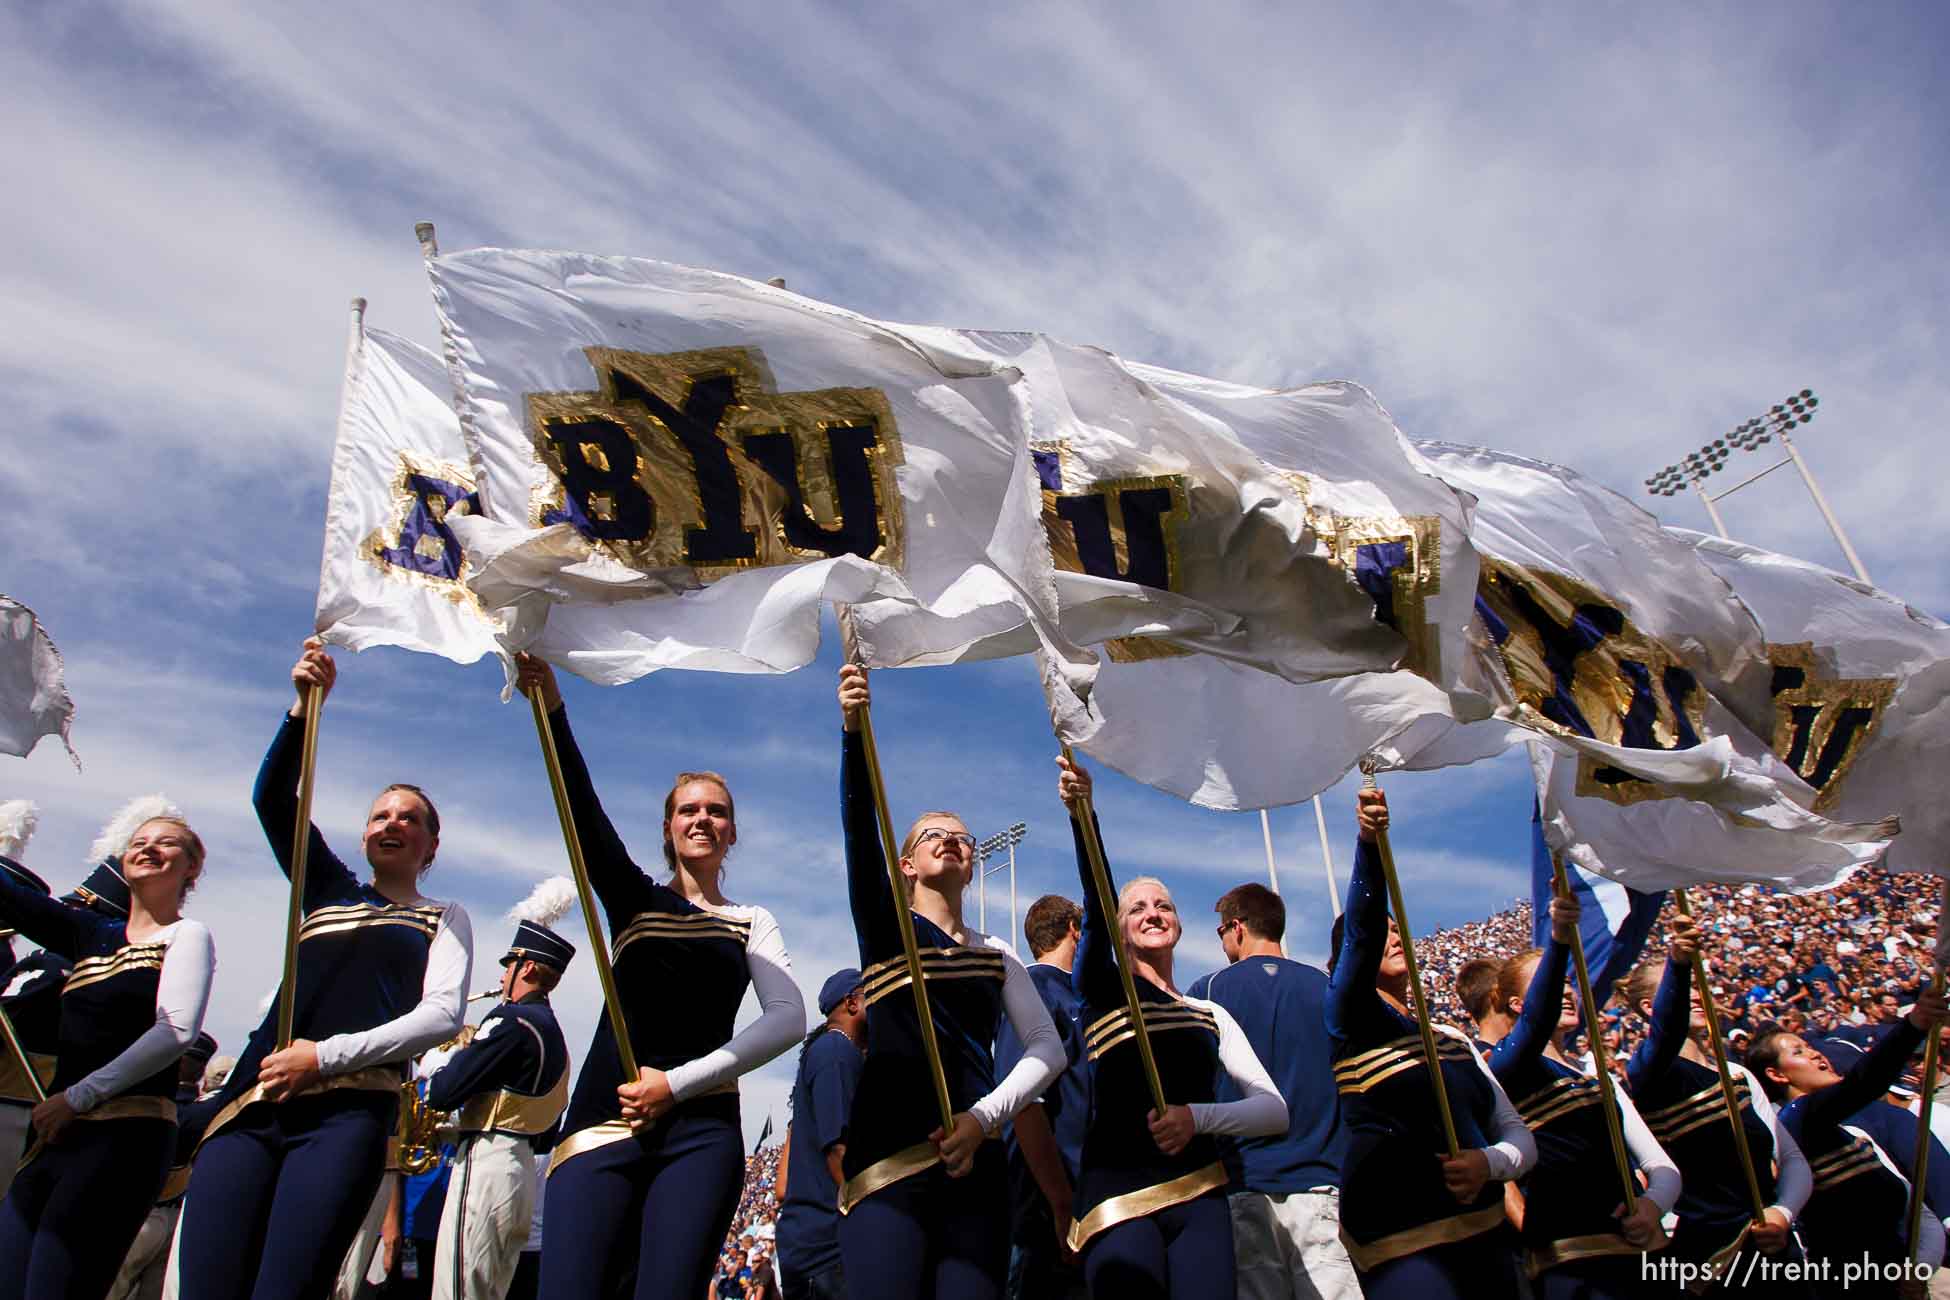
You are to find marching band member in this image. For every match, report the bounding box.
[1486,891,1678,1298]
[1748,986,1950,1296]
[776,969,866,1300]
[1055,757,1287,1300]
[1622,911,1811,1296]
[517,655,805,1300]
[174,639,474,1300]
[1326,789,1533,1299]
[0,810,215,1300]
[832,666,1063,1300]
[424,879,575,1300]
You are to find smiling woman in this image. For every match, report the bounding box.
[0,808,215,1300]
[512,653,806,1300]
[172,638,474,1300]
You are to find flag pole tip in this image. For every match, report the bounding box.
[350,296,367,314]
[414,222,438,258]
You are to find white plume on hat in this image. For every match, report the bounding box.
[0,800,37,860]
[87,794,186,866]
[507,876,577,929]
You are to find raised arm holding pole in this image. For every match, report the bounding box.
[835,606,954,1134]
[1358,761,1460,1158]
[1671,888,1769,1224]
[1057,747,1168,1119]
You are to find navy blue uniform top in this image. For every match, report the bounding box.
[1326,839,1507,1260]
[838,730,1010,1186]
[778,1027,864,1275]
[1846,1098,1950,1226]
[0,947,68,1104]
[1068,814,1226,1237]
[997,960,1087,1238]
[1626,956,1779,1265]
[216,713,449,1113]
[1188,956,1346,1196]
[425,991,569,1135]
[0,869,180,1103]
[548,706,791,1137]
[1489,938,1637,1255]
[1781,1019,1925,1275]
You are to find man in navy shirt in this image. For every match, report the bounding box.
[1188,883,1355,1300]
[995,894,1088,1300]
[778,968,866,1300]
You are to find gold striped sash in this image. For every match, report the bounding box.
[1515,1075,1602,1130]
[858,946,1005,1009]
[298,901,443,944]
[1642,1077,1751,1146]
[62,943,168,995]
[1334,1032,1478,1096]
[613,910,753,957]
[1809,1134,1885,1190]
[1083,1001,1217,1063]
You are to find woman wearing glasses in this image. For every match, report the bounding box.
[833,666,1064,1300]
[517,656,807,1300]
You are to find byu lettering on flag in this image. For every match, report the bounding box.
[427,249,1070,684]
[316,300,511,670]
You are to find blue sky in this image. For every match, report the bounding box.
[4,2,1946,1142]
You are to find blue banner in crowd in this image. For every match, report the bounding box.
[1530,803,1665,1032]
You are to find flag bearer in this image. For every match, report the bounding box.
[0,812,215,1300]
[831,666,1063,1300]
[174,640,474,1300]
[1326,789,1534,1299]
[1055,757,1288,1300]
[517,655,806,1300]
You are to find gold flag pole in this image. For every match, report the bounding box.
[1361,761,1459,1157]
[1907,962,1943,1262]
[1672,888,1768,1222]
[0,1003,45,1103]
[1059,744,1168,1118]
[836,607,954,1133]
[1550,857,1650,1233]
[525,685,639,1083]
[276,682,324,1050]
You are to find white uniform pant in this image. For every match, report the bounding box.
[335,1174,394,1299]
[0,1102,29,1199]
[1229,1188,1361,1300]
[433,1131,534,1300]
[107,1201,182,1300]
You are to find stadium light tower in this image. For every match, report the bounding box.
[977,822,1028,944]
[1644,389,1872,584]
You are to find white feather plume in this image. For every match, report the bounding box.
[507,876,578,929]
[0,801,37,860]
[87,794,186,865]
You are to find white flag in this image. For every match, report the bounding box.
[428,249,1068,685]
[316,307,511,670]
[0,597,77,768]
[1683,529,1948,875]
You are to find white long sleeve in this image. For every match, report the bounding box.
[1614,1086,1683,1215]
[315,902,473,1076]
[1737,1063,1810,1220]
[1189,999,1288,1138]
[970,934,1062,1137]
[1456,1027,1537,1181]
[65,920,215,1113]
[667,905,806,1100]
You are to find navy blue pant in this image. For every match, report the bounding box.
[0,1116,172,1300]
[1079,1188,1232,1300]
[839,1143,1009,1300]
[175,1091,393,1300]
[1355,1227,1520,1300]
[1534,1253,1645,1300]
[540,1103,744,1300]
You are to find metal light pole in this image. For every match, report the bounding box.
[977,822,1028,942]
[1645,389,1871,583]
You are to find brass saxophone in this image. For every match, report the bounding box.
[395,1019,483,1175]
